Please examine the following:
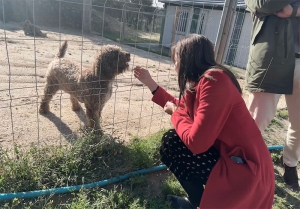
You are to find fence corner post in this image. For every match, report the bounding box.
[215,0,237,64]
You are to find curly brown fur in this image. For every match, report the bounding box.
[57,41,68,58]
[39,41,130,131]
[21,20,47,37]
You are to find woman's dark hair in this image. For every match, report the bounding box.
[171,34,242,101]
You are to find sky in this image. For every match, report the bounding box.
[152,0,164,8]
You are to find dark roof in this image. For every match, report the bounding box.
[158,0,246,8]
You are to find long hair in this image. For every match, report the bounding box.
[171,34,242,101]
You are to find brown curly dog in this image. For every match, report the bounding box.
[39,41,131,131]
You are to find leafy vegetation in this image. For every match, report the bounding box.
[0,118,299,208]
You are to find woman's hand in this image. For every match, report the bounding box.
[164,101,177,115]
[133,66,158,92]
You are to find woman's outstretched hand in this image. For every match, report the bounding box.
[133,66,159,92]
[164,101,177,115]
[134,66,177,115]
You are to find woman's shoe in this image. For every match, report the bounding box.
[167,195,197,209]
[281,156,299,190]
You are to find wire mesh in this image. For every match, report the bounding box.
[0,0,250,153]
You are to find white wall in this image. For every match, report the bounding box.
[161,5,176,46]
[202,9,222,44]
[161,5,193,46]
[161,6,223,46]
[173,7,193,44]
[161,5,251,69]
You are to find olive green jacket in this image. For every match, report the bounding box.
[245,0,298,94]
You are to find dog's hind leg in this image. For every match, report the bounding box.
[70,97,80,111]
[39,78,59,114]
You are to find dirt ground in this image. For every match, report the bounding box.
[0,21,287,152]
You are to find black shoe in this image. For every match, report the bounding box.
[281,156,299,190]
[176,178,203,207]
[167,195,197,209]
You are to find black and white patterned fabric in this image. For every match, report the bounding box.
[160,129,220,184]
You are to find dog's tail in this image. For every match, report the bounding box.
[57,41,68,58]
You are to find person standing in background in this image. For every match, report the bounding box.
[245,0,300,190]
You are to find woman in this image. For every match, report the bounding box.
[133,34,275,209]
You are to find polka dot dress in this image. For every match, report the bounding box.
[160,129,220,184]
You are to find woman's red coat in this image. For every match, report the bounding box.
[152,70,275,209]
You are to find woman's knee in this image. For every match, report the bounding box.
[160,129,182,160]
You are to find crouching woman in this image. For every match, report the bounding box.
[133,34,275,209]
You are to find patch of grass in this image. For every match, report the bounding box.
[270,117,284,128]
[128,130,165,169]
[103,31,159,45]
[276,108,289,120]
[101,31,170,57]
[0,133,130,194]
[265,109,289,132]
[0,129,167,194]
[271,152,282,165]
[161,175,186,197]
[129,44,170,57]
[1,127,299,208]
[271,152,300,209]
[102,31,122,42]
[0,129,171,208]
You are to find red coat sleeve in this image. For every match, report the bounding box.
[151,86,182,108]
[171,71,234,154]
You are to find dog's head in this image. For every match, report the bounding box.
[94,45,131,79]
[20,20,32,30]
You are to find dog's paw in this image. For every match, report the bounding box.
[39,108,49,114]
[93,129,103,136]
[72,106,81,112]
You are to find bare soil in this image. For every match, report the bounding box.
[0,21,287,152]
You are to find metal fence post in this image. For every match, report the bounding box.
[121,2,127,41]
[83,0,92,33]
[215,0,237,64]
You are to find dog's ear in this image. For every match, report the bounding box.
[93,53,105,77]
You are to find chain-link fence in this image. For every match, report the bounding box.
[0,0,251,153]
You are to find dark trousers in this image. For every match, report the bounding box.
[160,129,220,206]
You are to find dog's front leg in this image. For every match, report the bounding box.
[85,106,100,131]
[70,97,81,111]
